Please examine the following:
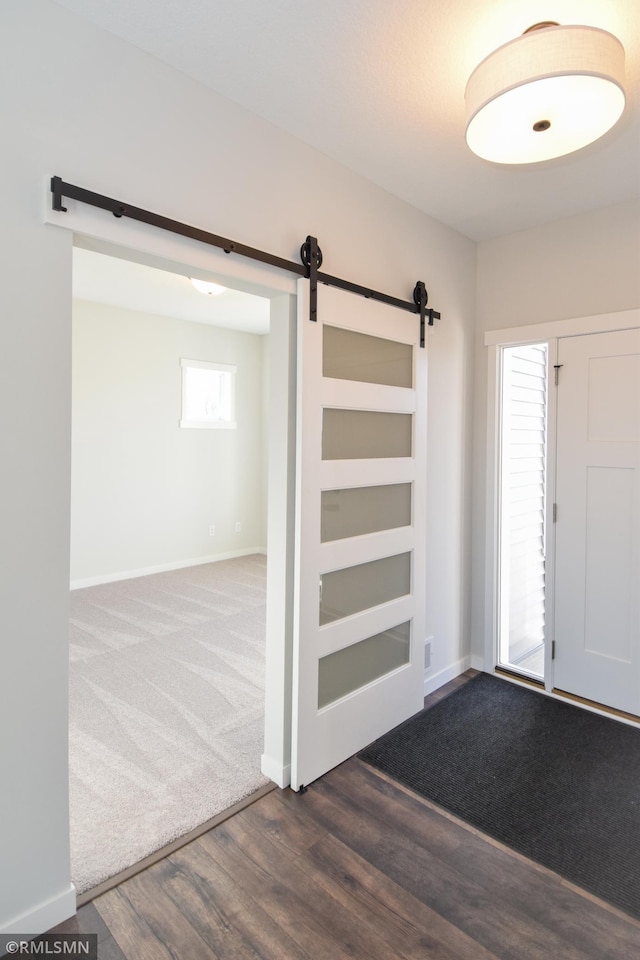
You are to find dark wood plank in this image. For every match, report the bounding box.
[243,793,500,960]
[49,902,126,960]
[88,937,129,960]
[297,759,640,960]
[95,881,211,960]
[339,760,640,959]
[197,819,397,960]
[221,799,489,960]
[152,836,311,960]
[424,669,479,708]
[50,903,107,940]
[239,782,328,856]
[349,764,640,960]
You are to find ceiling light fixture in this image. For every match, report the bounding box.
[465,22,626,164]
[190,277,227,296]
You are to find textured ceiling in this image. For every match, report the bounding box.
[53,0,640,240]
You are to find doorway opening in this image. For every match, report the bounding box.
[68,245,275,896]
[497,342,549,681]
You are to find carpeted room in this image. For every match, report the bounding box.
[69,248,272,894]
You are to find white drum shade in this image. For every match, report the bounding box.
[465,25,626,164]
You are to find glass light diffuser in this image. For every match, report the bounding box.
[465,25,626,164]
[190,277,227,295]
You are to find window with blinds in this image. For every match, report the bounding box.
[498,343,548,678]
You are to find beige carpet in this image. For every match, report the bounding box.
[69,554,268,894]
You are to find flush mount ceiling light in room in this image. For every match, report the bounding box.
[465,22,626,164]
[190,277,227,295]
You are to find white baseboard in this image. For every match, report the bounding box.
[261,753,291,789]
[0,883,76,937]
[423,655,472,697]
[470,654,485,671]
[70,547,266,590]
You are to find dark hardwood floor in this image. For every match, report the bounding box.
[52,673,640,959]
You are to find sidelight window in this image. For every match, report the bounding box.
[498,343,548,679]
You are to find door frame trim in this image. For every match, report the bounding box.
[48,199,299,790]
[483,308,640,694]
[484,309,640,348]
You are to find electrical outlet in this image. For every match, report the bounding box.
[424,637,433,671]
[235,521,241,533]
[208,525,215,537]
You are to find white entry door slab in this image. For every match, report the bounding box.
[553,328,640,714]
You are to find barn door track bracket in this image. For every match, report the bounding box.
[51,177,441,343]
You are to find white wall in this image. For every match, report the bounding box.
[471,200,640,664]
[0,0,475,933]
[71,300,266,584]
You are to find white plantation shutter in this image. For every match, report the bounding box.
[500,344,548,662]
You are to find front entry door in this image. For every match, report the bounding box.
[553,328,640,714]
[291,281,427,790]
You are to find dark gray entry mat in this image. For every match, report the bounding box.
[359,672,640,919]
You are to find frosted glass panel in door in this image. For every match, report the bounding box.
[320,552,411,625]
[323,325,413,387]
[322,409,412,460]
[318,622,411,708]
[321,483,412,542]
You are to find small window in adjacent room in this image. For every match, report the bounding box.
[180,359,237,429]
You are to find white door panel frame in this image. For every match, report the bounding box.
[292,280,427,790]
[318,597,416,658]
[305,662,417,776]
[320,527,414,572]
[322,311,418,343]
[321,458,415,488]
[322,379,417,412]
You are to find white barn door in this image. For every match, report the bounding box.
[291,280,427,791]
